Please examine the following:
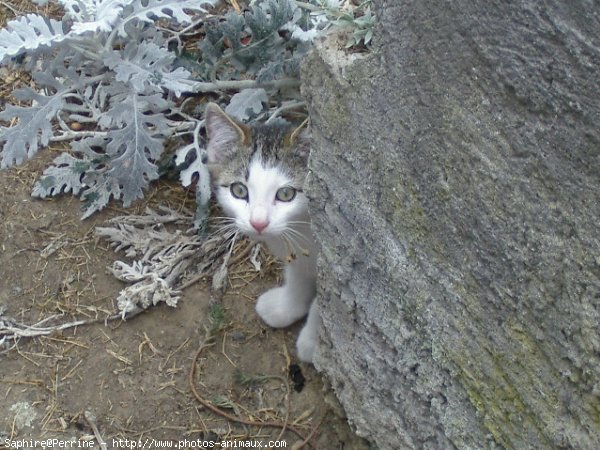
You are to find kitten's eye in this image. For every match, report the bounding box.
[230,182,248,200]
[275,186,297,202]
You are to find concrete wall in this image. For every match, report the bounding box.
[302,1,600,449]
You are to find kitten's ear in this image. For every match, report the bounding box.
[204,103,250,163]
[288,118,311,159]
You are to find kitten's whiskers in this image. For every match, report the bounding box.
[211,222,238,241]
[282,226,312,247]
[281,229,310,257]
[287,220,311,227]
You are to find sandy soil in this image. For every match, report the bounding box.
[0,154,369,450]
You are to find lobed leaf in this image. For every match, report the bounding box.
[245,0,294,41]
[119,0,219,35]
[100,92,170,206]
[63,0,132,34]
[80,174,122,219]
[225,88,268,122]
[0,85,69,168]
[32,153,90,198]
[197,0,307,80]
[103,41,193,96]
[0,14,66,62]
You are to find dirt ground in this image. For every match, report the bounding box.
[0,153,369,449]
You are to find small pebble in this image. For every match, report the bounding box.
[231,331,246,342]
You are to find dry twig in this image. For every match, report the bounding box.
[84,411,108,450]
[188,335,314,446]
[0,308,143,354]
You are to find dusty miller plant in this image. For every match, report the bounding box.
[0,0,374,224]
[0,0,226,219]
[298,0,375,47]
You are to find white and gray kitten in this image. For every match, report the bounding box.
[204,103,319,363]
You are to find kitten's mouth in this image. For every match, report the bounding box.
[248,230,273,241]
[245,229,271,240]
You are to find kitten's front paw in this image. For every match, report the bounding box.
[296,324,317,363]
[255,287,307,328]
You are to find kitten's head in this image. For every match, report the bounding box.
[205,103,310,241]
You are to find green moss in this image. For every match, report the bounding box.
[451,350,523,448]
[436,186,452,203]
[443,312,557,448]
[389,183,429,241]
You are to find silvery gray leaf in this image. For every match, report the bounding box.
[118,0,218,36]
[103,41,193,96]
[31,153,88,198]
[0,14,66,61]
[0,84,68,168]
[63,0,131,34]
[225,88,268,122]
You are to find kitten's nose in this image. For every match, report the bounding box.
[250,219,269,233]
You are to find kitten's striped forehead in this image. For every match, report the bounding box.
[214,122,308,187]
[249,124,291,161]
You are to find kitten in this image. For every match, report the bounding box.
[204,103,319,363]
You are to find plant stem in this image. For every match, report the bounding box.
[266,100,307,123]
[294,1,321,13]
[51,130,109,142]
[192,78,300,93]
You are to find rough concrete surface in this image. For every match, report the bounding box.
[301,1,600,449]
